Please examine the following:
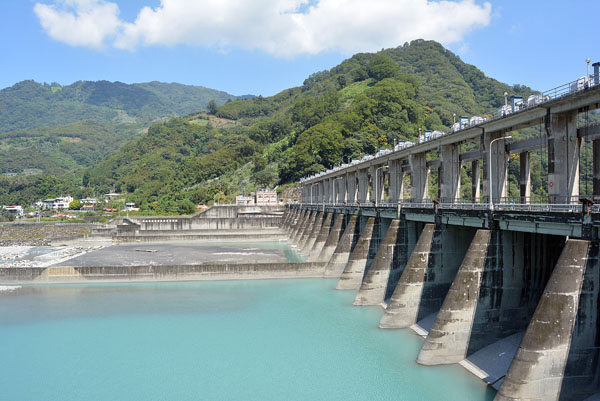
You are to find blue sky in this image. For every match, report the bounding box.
[0,0,596,97]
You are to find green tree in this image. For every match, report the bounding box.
[207,99,217,114]
[69,199,81,210]
[366,56,400,81]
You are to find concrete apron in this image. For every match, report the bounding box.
[336,217,374,288]
[416,229,492,364]
[353,219,401,306]
[495,239,590,401]
[378,224,435,328]
[308,213,333,262]
[324,215,358,278]
[316,213,344,264]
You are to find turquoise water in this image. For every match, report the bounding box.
[0,280,495,401]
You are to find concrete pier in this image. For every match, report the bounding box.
[496,239,590,401]
[379,224,435,327]
[417,230,492,364]
[336,217,375,289]
[353,219,401,306]
[317,213,345,263]
[309,212,333,261]
[296,211,316,248]
[324,215,358,278]
[302,212,325,254]
[290,209,308,244]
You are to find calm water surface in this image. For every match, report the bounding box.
[0,280,495,401]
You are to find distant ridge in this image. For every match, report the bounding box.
[0,79,249,133]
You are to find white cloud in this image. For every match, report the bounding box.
[34,0,492,56]
[34,0,123,48]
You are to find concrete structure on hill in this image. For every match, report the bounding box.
[256,189,278,205]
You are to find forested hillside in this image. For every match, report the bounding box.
[0,80,243,133]
[0,80,246,200]
[73,40,540,214]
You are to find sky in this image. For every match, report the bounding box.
[0,0,597,97]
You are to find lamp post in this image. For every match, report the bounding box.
[587,58,591,79]
[332,177,344,205]
[488,135,512,211]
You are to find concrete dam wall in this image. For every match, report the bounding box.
[281,205,600,401]
[6,204,600,400]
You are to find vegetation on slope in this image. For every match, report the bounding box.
[4,40,557,213]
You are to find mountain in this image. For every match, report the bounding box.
[0,79,252,183]
[73,40,539,214]
[0,80,243,133]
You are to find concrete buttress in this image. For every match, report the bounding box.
[309,213,333,261]
[495,239,590,401]
[302,212,324,254]
[354,219,401,306]
[416,229,492,364]
[297,211,317,249]
[324,215,358,277]
[316,213,344,263]
[290,210,308,244]
[336,217,375,288]
[379,224,435,328]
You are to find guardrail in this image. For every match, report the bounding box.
[293,200,595,214]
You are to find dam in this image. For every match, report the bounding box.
[2,75,600,400]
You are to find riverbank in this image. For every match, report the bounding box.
[0,223,96,246]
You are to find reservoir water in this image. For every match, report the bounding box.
[0,279,495,401]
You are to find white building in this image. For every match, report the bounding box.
[2,205,24,218]
[125,203,139,211]
[42,196,74,210]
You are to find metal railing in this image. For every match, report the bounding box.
[297,197,597,214]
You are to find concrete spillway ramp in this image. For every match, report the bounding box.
[354,219,400,306]
[379,224,434,327]
[308,212,331,260]
[324,215,358,278]
[336,217,374,288]
[317,213,344,263]
[417,229,492,364]
[495,239,590,401]
[462,331,525,390]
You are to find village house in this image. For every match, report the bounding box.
[42,196,73,210]
[2,205,24,218]
[256,189,278,205]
